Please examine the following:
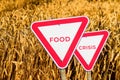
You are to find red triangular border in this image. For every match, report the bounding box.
[31,16,89,69]
[74,30,109,71]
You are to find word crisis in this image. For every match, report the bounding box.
[79,45,96,50]
[50,36,70,42]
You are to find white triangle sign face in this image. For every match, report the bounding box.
[31,16,89,69]
[74,31,109,71]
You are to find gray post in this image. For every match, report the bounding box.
[87,71,92,80]
[59,69,67,80]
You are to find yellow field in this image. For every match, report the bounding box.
[0,0,120,80]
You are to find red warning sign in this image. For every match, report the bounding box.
[74,30,109,71]
[31,16,89,69]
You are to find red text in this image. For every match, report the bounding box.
[79,45,96,50]
[50,36,70,42]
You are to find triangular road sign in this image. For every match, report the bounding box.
[31,16,89,69]
[74,30,109,71]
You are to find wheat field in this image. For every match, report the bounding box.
[0,0,120,80]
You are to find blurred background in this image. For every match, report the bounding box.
[0,0,120,80]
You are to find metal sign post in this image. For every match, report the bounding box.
[87,71,92,80]
[59,69,67,80]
